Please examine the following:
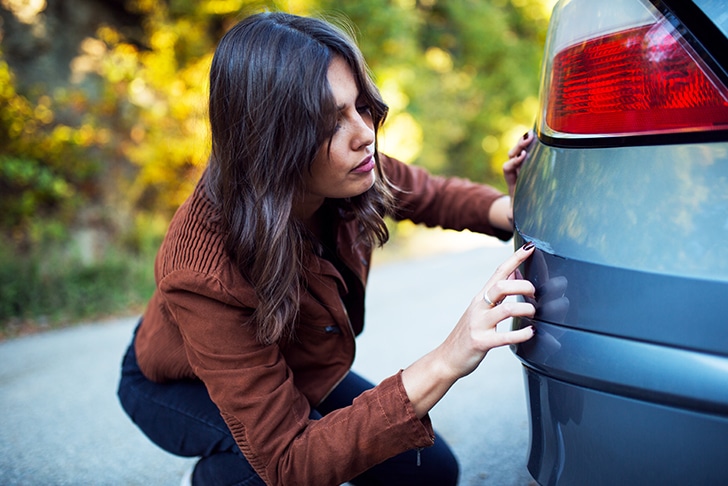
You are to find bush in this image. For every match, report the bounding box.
[0,237,156,338]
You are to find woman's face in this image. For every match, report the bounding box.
[299,56,376,217]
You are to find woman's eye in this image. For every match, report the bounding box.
[356,105,371,115]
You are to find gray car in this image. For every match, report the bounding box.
[511,0,728,484]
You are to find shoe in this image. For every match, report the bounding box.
[180,462,195,486]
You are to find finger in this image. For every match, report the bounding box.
[485,300,536,322]
[507,141,524,158]
[503,325,535,345]
[484,279,536,307]
[486,325,535,348]
[504,157,526,184]
[502,153,526,175]
[507,131,533,158]
[506,146,527,161]
[483,242,535,290]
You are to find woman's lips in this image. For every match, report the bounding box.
[352,155,375,173]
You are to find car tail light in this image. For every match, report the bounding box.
[539,0,728,138]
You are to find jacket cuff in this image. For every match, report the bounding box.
[388,370,436,448]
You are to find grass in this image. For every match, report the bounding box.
[0,242,157,340]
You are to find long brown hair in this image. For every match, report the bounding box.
[206,12,394,344]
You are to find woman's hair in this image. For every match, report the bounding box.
[206,12,394,344]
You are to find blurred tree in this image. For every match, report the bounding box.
[322,0,548,181]
[0,0,550,253]
[0,49,101,248]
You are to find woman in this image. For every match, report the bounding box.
[117,11,536,486]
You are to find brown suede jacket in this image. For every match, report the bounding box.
[134,154,512,485]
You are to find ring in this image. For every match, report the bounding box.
[483,292,499,307]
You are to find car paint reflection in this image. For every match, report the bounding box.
[514,142,728,280]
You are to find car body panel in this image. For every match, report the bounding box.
[512,140,728,485]
[510,0,728,483]
[514,142,728,354]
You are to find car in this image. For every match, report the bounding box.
[510,0,728,484]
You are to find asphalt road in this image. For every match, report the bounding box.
[0,237,536,485]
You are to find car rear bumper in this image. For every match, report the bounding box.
[511,246,728,485]
[518,352,728,485]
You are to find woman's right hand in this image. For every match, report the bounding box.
[503,131,535,199]
[401,242,536,418]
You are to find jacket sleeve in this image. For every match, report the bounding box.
[381,154,513,241]
[157,268,435,486]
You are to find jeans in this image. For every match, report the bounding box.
[117,327,459,486]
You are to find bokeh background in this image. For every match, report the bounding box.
[0,0,555,336]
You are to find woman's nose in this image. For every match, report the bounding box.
[352,115,375,150]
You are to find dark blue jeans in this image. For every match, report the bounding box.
[117,328,459,486]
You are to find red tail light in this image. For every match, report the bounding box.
[544,18,728,136]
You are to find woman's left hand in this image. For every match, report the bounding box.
[400,242,536,418]
[439,241,536,379]
[503,130,535,199]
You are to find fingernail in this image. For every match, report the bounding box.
[522,241,535,251]
[523,132,529,140]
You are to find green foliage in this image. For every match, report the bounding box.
[1,0,549,233]
[0,53,102,243]
[0,0,551,327]
[319,0,548,183]
[0,237,156,337]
